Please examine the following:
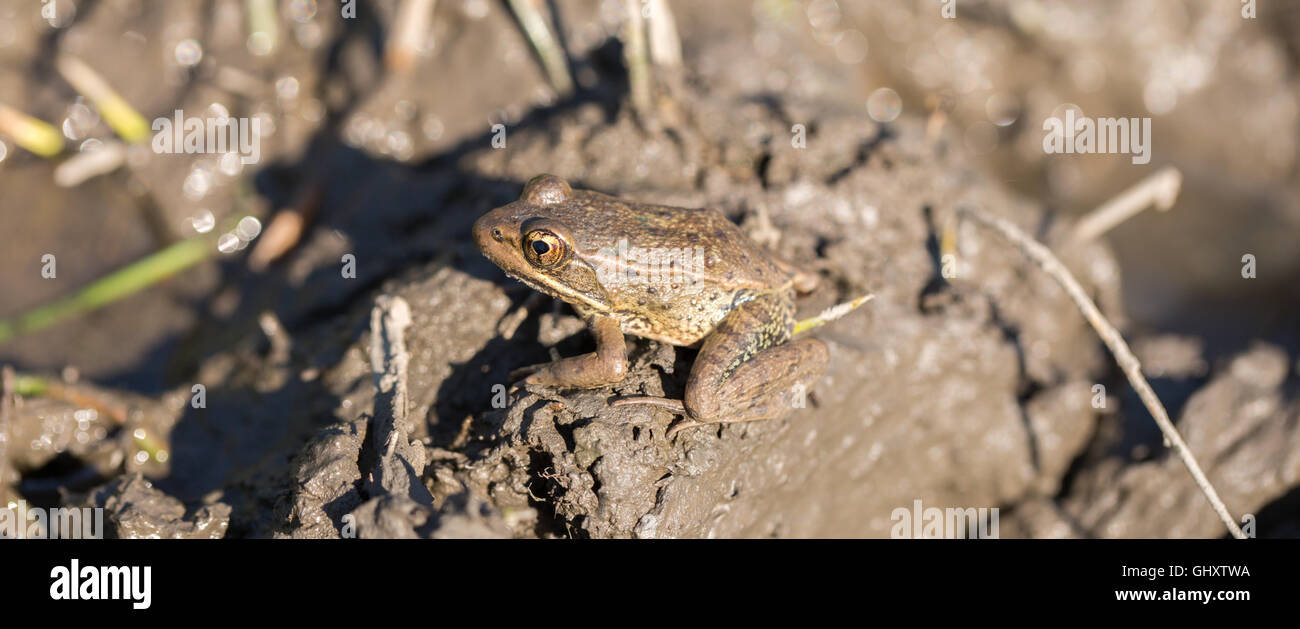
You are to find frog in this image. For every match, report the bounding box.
[473,174,830,436]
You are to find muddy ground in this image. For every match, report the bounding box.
[0,0,1298,538]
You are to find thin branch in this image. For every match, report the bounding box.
[53,140,126,187]
[248,180,323,272]
[646,0,682,68]
[507,0,574,96]
[386,0,437,73]
[1071,166,1182,243]
[622,0,652,119]
[6,372,128,424]
[55,55,150,143]
[0,217,249,343]
[244,0,279,57]
[956,205,1245,539]
[0,102,64,157]
[793,294,874,335]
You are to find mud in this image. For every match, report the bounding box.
[80,474,230,539]
[0,0,1297,538]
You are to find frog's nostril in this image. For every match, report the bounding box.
[491,227,503,242]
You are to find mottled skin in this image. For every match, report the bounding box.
[473,174,827,435]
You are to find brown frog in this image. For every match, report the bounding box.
[473,174,830,436]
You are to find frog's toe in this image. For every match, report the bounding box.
[610,396,708,438]
[609,395,686,414]
[508,362,550,382]
[666,418,707,437]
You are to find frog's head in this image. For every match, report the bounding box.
[474,174,611,312]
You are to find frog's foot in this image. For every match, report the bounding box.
[610,396,709,437]
[507,362,547,382]
[508,354,627,391]
[507,362,551,394]
[666,418,707,437]
[508,315,629,392]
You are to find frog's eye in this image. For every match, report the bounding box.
[523,229,567,268]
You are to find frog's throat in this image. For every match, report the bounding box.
[505,269,610,313]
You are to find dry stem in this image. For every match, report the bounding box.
[957,205,1245,539]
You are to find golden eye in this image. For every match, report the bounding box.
[523,229,566,268]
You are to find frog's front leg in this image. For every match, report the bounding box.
[511,314,629,389]
[616,292,829,435]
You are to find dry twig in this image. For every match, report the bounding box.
[646,0,682,68]
[506,0,573,95]
[956,205,1245,539]
[55,55,150,143]
[0,103,64,157]
[1071,166,1182,243]
[386,0,437,73]
[623,0,652,119]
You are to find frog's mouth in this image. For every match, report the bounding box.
[501,265,610,314]
[502,269,565,300]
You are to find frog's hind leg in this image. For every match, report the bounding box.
[689,336,828,424]
[683,297,829,432]
[617,292,829,436]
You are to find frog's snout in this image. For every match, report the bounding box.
[474,207,529,275]
[472,210,509,252]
